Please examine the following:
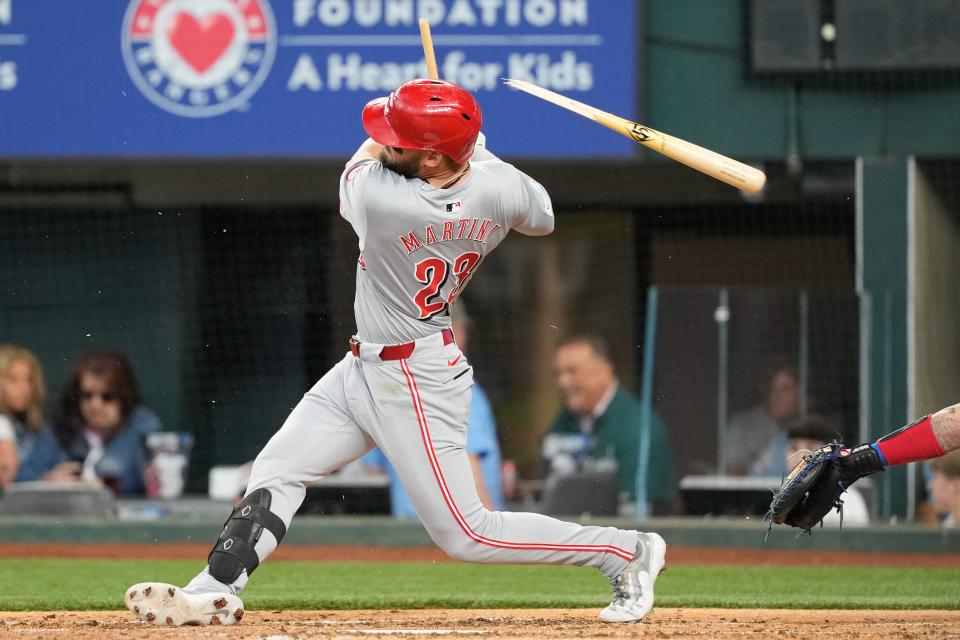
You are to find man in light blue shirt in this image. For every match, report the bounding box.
[362,301,503,516]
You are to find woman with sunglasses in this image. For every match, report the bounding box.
[51,350,161,495]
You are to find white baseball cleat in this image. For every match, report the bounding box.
[599,532,667,623]
[124,582,244,626]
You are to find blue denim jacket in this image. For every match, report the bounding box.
[61,407,162,496]
[12,420,67,482]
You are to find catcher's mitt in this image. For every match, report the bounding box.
[765,443,850,534]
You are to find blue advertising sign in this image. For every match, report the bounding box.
[0,0,636,157]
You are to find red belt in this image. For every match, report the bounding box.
[350,328,455,361]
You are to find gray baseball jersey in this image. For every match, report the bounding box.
[339,146,554,343]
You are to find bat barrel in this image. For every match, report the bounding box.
[506,78,766,193]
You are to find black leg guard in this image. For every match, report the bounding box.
[208,488,287,584]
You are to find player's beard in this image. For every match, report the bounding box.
[379,148,423,179]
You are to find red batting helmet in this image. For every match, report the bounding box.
[362,79,482,165]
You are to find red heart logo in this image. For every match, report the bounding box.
[167,12,235,74]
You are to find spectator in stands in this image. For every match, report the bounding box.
[724,358,801,476]
[541,335,675,513]
[782,414,870,526]
[49,350,161,495]
[927,450,960,528]
[362,301,503,517]
[0,344,65,488]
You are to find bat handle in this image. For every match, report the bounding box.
[419,18,439,80]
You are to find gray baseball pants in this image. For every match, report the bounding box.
[227,331,637,588]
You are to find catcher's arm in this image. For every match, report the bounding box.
[767,404,960,535]
[932,403,960,451]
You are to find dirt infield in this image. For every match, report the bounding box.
[4,541,960,567]
[3,608,960,639]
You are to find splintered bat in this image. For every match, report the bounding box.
[504,78,766,193]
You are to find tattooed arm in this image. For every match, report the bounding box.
[932,404,960,452]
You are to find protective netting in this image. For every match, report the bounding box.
[2,159,956,522]
[0,162,861,502]
[0,202,332,487]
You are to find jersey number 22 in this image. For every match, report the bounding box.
[413,252,481,320]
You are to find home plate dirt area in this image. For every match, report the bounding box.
[3,608,960,639]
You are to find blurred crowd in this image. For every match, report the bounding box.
[3,337,957,529]
[0,345,162,496]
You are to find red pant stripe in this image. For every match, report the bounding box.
[400,359,634,561]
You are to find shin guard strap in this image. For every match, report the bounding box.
[234,503,287,543]
[207,488,287,584]
[210,536,260,579]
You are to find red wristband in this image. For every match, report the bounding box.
[875,414,945,466]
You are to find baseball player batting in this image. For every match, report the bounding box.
[123,78,666,626]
